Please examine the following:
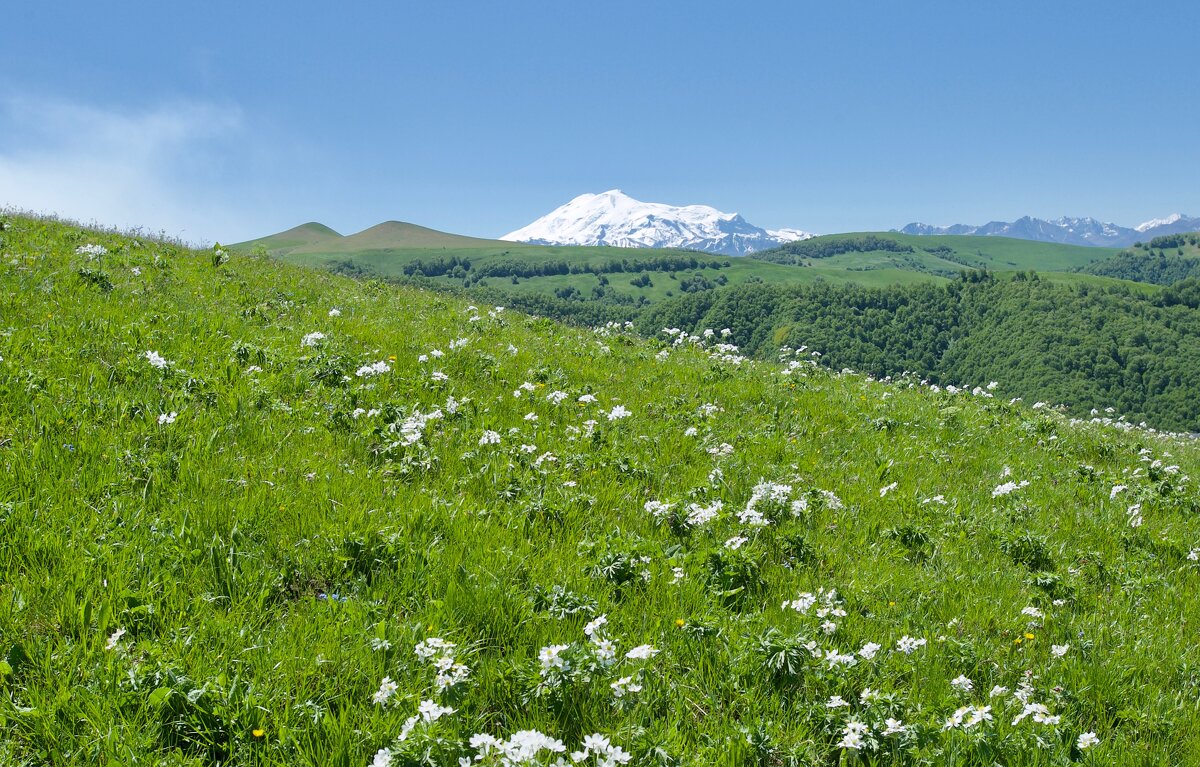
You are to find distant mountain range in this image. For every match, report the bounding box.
[502,190,815,256]
[897,213,1200,248]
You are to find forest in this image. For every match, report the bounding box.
[638,272,1200,432]
[1081,233,1200,284]
[397,253,730,280]
[750,235,915,264]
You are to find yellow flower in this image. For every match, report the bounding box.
[1024,632,1035,640]
[675,618,686,628]
[252,727,265,739]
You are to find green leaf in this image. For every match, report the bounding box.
[147,687,173,708]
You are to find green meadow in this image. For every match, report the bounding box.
[3,215,1200,765]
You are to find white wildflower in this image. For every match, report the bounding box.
[372,676,398,705]
[895,635,926,654]
[144,350,170,369]
[951,675,974,694]
[625,644,658,660]
[105,628,126,650]
[538,644,570,672]
[883,718,905,735]
[583,615,608,638]
[606,405,631,421]
[610,676,642,698]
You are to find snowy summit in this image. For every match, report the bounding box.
[501,190,814,257]
[1135,213,1185,233]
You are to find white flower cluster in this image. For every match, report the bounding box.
[463,730,631,767]
[369,699,456,765]
[739,480,797,527]
[75,244,108,258]
[388,407,443,448]
[992,479,1030,497]
[356,360,391,378]
[415,636,471,692]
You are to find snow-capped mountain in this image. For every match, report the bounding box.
[898,214,1200,247]
[1135,213,1188,233]
[502,190,815,256]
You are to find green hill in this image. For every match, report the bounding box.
[235,221,343,256]
[1080,232,1200,285]
[751,232,1120,274]
[3,213,1200,764]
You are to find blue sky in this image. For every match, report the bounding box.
[2,1,1198,243]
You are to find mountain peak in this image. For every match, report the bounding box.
[1136,213,1185,233]
[502,191,814,256]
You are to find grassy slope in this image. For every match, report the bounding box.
[751,232,1119,272]
[4,215,1200,765]
[235,225,1134,303]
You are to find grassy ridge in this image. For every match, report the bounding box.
[4,215,1200,765]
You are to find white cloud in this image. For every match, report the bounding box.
[0,96,248,243]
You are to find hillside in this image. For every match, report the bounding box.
[750,232,1119,274]
[3,214,1200,764]
[643,274,1200,432]
[1080,232,1200,285]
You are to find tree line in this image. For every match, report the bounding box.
[400,253,730,280]
[751,235,915,265]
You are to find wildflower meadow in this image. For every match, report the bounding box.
[1,215,1199,765]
